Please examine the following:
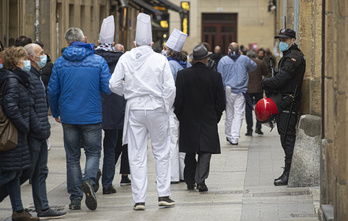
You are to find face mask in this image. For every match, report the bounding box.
[37,55,47,69]
[161,49,167,57]
[21,60,31,72]
[0,64,3,69]
[279,41,290,52]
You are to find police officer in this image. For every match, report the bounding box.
[261,28,306,186]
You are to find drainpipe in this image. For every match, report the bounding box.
[282,0,286,28]
[35,0,39,41]
[321,0,325,139]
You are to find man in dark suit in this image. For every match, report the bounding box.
[174,44,225,192]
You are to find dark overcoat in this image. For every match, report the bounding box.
[95,50,126,130]
[174,62,225,154]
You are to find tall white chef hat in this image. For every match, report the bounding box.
[135,13,152,46]
[166,28,187,52]
[99,15,115,44]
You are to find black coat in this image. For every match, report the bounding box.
[95,50,126,130]
[262,44,306,111]
[0,68,32,172]
[28,66,51,140]
[174,62,225,154]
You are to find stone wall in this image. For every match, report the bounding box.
[321,0,348,220]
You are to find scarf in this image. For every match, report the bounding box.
[95,43,116,52]
[167,57,187,69]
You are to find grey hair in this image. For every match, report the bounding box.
[65,27,85,44]
[246,50,256,58]
[24,44,35,58]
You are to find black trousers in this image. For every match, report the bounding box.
[115,129,130,174]
[276,111,298,164]
[245,92,263,131]
[184,152,212,185]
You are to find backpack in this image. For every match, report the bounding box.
[0,79,18,151]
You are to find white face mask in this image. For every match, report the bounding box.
[161,49,167,57]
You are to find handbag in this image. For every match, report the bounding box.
[0,79,18,151]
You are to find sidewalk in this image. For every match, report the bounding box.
[0,115,319,221]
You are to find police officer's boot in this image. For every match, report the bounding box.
[274,162,291,186]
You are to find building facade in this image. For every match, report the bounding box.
[168,0,276,54]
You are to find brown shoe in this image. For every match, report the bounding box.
[12,209,40,221]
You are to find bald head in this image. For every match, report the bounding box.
[214,46,221,54]
[228,42,239,53]
[115,44,124,52]
[24,43,45,70]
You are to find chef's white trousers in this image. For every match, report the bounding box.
[169,109,180,182]
[127,109,171,203]
[225,92,245,143]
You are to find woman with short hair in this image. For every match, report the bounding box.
[0,47,39,221]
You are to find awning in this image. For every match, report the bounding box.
[130,0,163,20]
[157,0,185,13]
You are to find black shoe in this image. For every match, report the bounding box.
[69,198,81,210]
[171,181,179,184]
[81,181,97,210]
[197,183,208,192]
[255,128,264,135]
[274,163,291,186]
[187,183,196,190]
[226,138,238,145]
[245,130,252,136]
[158,196,175,206]
[38,208,67,219]
[103,186,116,194]
[94,169,102,193]
[274,172,289,186]
[120,176,131,186]
[133,202,145,210]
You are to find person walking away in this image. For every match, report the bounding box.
[0,47,39,221]
[217,42,257,145]
[95,16,130,195]
[261,28,306,186]
[245,50,268,136]
[109,13,176,211]
[163,28,190,184]
[174,44,225,192]
[47,27,112,210]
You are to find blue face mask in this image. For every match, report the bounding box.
[0,63,3,69]
[161,49,167,57]
[36,55,47,69]
[21,60,31,72]
[279,42,290,52]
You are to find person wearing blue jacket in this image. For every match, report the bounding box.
[217,42,257,145]
[47,27,112,211]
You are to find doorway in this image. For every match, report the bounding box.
[201,13,238,54]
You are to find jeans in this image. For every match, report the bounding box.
[102,129,131,187]
[62,123,102,201]
[28,136,49,211]
[245,92,263,131]
[0,171,24,212]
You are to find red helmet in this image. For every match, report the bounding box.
[255,98,279,123]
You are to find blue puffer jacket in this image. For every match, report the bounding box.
[48,41,112,124]
[0,68,32,172]
[28,66,51,140]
